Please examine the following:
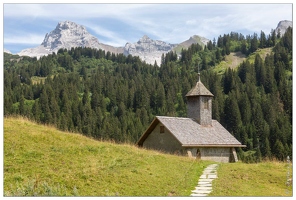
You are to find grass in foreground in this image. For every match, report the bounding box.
[4,117,212,196]
[209,161,293,196]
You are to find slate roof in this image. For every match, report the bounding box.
[137,116,245,147]
[186,80,214,97]
[186,74,214,97]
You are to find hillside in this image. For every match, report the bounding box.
[4,117,292,196]
[212,47,273,74]
[212,51,247,74]
[173,35,209,54]
[4,27,292,164]
[4,117,212,196]
[210,161,292,196]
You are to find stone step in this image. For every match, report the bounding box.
[208,174,218,179]
[190,193,208,196]
[190,164,218,197]
[203,170,217,174]
[194,186,212,190]
[191,189,212,194]
[200,174,218,179]
[197,185,212,188]
[198,178,214,182]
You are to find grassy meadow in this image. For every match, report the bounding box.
[4,117,292,196]
[4,117,212,196]
[210,161,293,196]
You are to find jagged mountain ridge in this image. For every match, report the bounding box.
[18,21,119,58]
[15,20,292,65]
[123,35,178,65]
[16,20,208,65]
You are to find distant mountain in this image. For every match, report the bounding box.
[173,35,209,54]
[4,48,12,54]
[275,20,292,37]
[16,20,209,65]
[123,35,177,65]
[15,20,291,65]
[123,35,210,65]
[18,21,124,59]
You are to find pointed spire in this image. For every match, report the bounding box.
[186,73,214,97]
[197,73,201,82]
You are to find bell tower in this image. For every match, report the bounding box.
[186,73,214,126]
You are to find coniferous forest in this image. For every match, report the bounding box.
[4,27,292,162]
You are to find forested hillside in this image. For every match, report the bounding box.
[4,27,292,162]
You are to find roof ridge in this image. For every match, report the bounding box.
[185,80,214,97]
[156,116,192,120]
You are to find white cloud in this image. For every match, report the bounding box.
[83,22,128,46]
[3,3,293,51]
[4,4,154,20]
[4,33,45,45]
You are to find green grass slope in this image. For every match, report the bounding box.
[212,47,273,74]
[4,117,292,197]
[4,117,212,197]
[209,162,293,197]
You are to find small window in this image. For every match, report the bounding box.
[160,125,165,133]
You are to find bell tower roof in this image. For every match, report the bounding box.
[186,73,214,97]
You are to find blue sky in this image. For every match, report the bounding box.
[2,2,293,54]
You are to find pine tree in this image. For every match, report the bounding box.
[223,91,242,137]
[19,95,25,116]
[274,139,285,161]
[39,88,52,124]
[32,99,41,123]
[259,30,267,48]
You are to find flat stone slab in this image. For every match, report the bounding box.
[208,174,218,179]
[203,170,217,173]
[198,178,214,182]
[191,189,212,194]
[198,181,212,186]
[199,175,208,179]
[200,174,218,179]
[196,183,212,187]
[194,186,212,190]
[206,166,218,169]
[190,164,219,197]
[190,194,208,196]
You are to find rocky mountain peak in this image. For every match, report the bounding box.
[40,20,98,50]
[57,21,82,30]
[18,21,109,58]
[124,35,176,65]
[138,35,152,43]
[275,20,292,37]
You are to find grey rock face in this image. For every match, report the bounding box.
[41,21,102,50]
[275,20,292,37]
[18,21,105,58]
[124,35,176,65]
[14,20,292,64]
[16,21,209,64]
